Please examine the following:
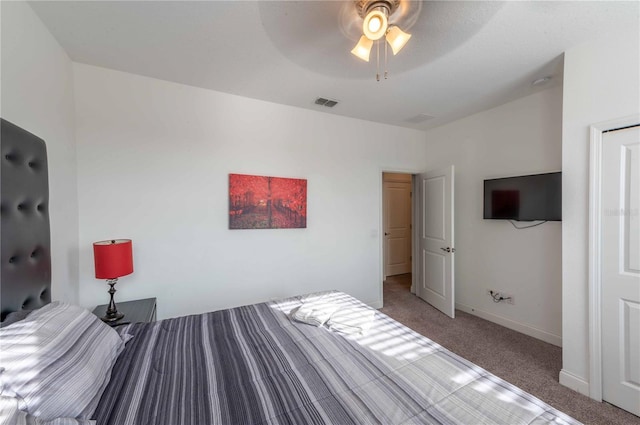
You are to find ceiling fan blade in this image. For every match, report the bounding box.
[339,1,365,41]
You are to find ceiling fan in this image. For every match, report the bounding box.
[350,0,414,80]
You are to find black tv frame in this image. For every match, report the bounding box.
[483,172,562,222]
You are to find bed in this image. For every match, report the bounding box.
[0,119,582,425]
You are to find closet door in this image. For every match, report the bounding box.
[601,125,640,416]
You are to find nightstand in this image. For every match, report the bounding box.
[92,297,157,326]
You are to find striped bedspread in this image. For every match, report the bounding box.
[94,291,581,425]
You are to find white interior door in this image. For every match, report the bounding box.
[416,166,455,318]
[601,125,640,416]
[383,176,412,277]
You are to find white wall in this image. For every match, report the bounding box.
[424,86,564,346]
[0,2,79,303]
[560,29,640,395]
[73,64,428,319]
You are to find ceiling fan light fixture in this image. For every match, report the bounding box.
[351,0,412,78]
[385,25,411,55]
[362,7,388,40]
[368,15,382,33]
[351,35,374,61]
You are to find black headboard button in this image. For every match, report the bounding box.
[27,159,41,172]
[8,256,17,264]
[17,201,33,215]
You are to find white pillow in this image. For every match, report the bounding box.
[0,302,126,420]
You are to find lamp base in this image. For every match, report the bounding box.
[101,278,125,323]
[101,311,125,322]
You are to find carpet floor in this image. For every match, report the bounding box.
[379,274,640,425]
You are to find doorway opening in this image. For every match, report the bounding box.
[382,172,414,298]
[381,166,456,318]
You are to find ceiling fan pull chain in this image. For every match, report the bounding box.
[384,40,388,79]
[376,40,380,81]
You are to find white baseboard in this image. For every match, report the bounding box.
[455,302,563,347]
[559,369,590,397]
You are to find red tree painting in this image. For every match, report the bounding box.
[229,174,307,229]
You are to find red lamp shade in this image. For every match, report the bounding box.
[93,239,134,279]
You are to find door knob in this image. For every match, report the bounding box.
[385,232,390,236]
[440,247,455,253]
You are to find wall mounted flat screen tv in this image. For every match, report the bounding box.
[483,172,562,221]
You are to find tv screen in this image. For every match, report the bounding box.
[483,172,561,221]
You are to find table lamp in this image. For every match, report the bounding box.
[93,239,133,322]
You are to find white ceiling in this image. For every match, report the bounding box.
[29,1,639,130]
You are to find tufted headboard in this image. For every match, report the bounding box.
[1,118,51,321]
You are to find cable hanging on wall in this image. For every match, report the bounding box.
[508,220,548,230]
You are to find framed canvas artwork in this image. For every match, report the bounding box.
[229,174,307,229]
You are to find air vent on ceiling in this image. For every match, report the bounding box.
[405,113,435,124]
[314,97,339,108]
